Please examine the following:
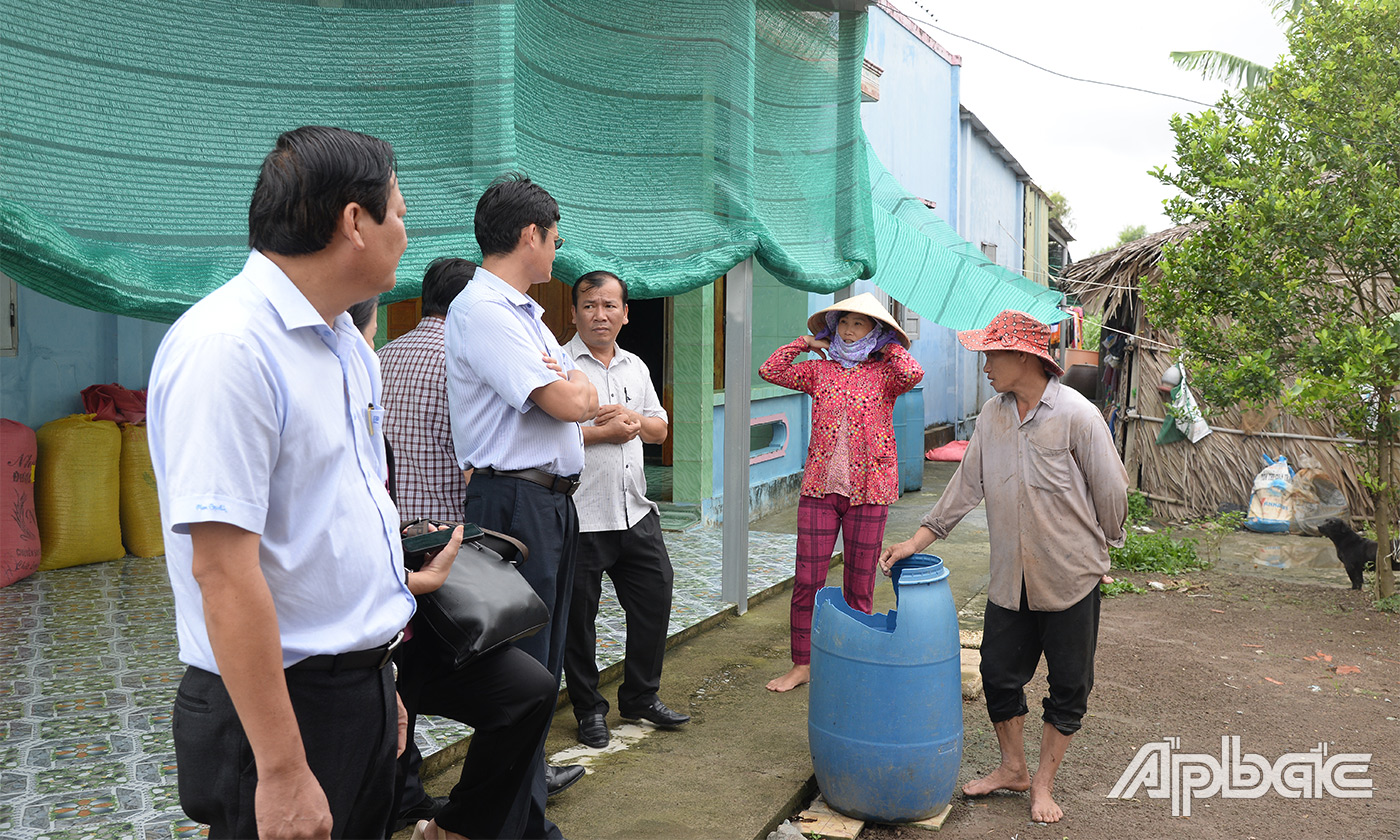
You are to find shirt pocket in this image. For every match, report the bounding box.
[1025,439,1075,493]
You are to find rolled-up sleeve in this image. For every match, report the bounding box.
[759,339,819,394]
[920,430,985,538]
[881,343,925,398]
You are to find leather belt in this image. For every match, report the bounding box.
[288,630,403,672]
[474,466,581,496]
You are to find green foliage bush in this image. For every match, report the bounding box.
[1100,578,1147,598]
[1127,490,1153,525]
[1110,531,1208,576]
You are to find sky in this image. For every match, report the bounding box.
[887,0,1290,256]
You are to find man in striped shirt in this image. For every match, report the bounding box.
[377,256,474,830]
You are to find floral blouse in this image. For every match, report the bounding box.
[759,338,924,506]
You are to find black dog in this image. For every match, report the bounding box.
[1317,517,1398,590]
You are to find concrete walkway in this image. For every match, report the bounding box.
[415,460,1370,839]
[415,463,991,840]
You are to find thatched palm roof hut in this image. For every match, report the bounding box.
[1059,225,1377,525]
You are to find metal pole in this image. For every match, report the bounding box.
[721,258,753,612]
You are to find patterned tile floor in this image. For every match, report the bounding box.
[0,527,797,838]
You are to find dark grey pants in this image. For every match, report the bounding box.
[172,663,396,839]
[465,473,579,840]
[394,636,557,838]
[564,509,675,718]
[980,584,1101,736]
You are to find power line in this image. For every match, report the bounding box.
[901,4,1221,110]
[896,3,1400,153]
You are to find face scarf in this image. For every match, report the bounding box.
[818,311,898,369]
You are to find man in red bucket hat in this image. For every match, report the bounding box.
[880,309,1128,824]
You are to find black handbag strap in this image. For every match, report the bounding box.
[401,518,529,566]
[479,527,529,566]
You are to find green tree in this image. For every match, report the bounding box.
[1150,0,1399,598]
[1094,224,1149,254]
[1045,190,1073,231]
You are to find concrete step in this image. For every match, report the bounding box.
[410,563,987,840]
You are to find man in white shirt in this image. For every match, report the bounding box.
[444,173,597,838]
[562,271,688,749]
[148,126,437,838]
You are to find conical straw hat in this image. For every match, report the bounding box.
[806,292,910,348]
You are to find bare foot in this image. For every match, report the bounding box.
[962,764,1031,796]
[766,665,810,692]
[412,819,469,840]
[1029,783,1063,823]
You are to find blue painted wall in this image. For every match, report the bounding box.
[861,7,958,225]
[958,117,1027,417]
[958,122,1024,276]
[0,285,167,430]
[858,5,966,430]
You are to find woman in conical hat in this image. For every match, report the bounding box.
[758,292,924,692]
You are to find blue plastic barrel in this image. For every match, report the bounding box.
[808,554,963,822]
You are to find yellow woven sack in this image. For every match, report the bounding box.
[119,423,164,557]
[35,414,126,570]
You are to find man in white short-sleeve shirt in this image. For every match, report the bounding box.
[561,271,689,751]
[148,126,447,839]
[444,172,598,837]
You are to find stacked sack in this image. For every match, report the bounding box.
[35,414,126,569]
[28,383,164,575]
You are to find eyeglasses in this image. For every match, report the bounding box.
[553,234,565,250]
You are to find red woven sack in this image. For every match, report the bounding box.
[1,419,42,586]
[81,383,148,424]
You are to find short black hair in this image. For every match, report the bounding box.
[421,257,476,317]
[248,125,397,256]
[571,270,628,308]
[347,295,380,334]
[474,172,559,258]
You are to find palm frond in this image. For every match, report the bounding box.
[1170,49,1273,89]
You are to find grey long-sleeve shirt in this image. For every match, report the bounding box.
[921,377,1128,612]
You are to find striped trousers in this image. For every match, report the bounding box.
[790,493,889,665]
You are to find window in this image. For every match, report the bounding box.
[889,299,921,341]
[0,271,16,356]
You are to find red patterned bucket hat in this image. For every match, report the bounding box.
[956,310,1065,377]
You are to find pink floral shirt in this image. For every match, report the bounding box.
[760,339,924,506]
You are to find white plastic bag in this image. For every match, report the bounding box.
[1245,455,1293,533]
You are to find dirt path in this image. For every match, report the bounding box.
[861,569,1399,839]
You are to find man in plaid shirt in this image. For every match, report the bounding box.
[380,257,476,523]
[377,256,475,830]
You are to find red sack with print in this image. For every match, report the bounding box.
[1,419,42,586]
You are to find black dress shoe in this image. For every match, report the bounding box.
[391,795,448,832]
[618,698,691,728]
[546,763,585,798]
[577,713,610,748]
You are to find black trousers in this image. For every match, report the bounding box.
[465,473,579,840]
[564,509,674,718]
[980,584,1101,736]
[172,663,396,839]
[393,634,557,839]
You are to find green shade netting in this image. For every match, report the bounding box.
[0,0,875,323]
[864,139,1066,329]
